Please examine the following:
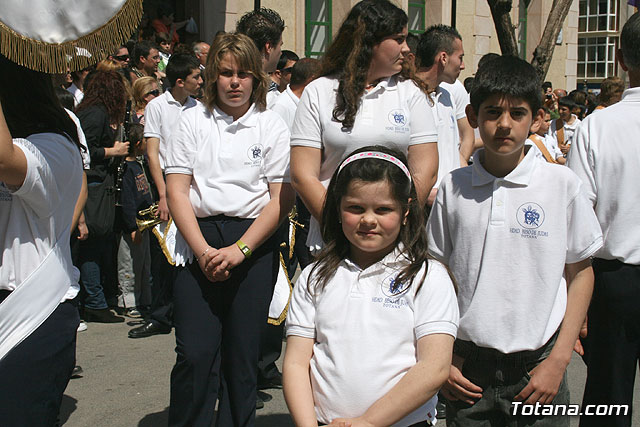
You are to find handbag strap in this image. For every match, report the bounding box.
[555,118,565,145]
[529,135,558,164]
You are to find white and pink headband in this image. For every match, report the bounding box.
[337,151,412,182]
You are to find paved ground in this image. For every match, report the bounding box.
[61,320,640,426]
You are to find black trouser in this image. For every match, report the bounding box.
[0,296,79,426]
[148,235,177,327]
[169,216,278,427]
[580,258,640,427]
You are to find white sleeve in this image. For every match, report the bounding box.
[262,113,291,183]
[164,110,196,175]
[12,137,64,218]
[452,80,469,120]
[426,179,453,263]
[566,122,597,206]
[565,179,603,263]
[290,83,322,149]
[413,260,459,339]
[408,85,438,145]
[286,266,317,339]
[143,100,162,139]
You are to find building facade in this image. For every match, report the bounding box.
[175,0,635,90]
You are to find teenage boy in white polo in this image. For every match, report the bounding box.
[427,56,602,426]
[568,12,640,427]
[130,53,201,339]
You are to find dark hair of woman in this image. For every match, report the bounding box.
[76,70,128,125]
[318,0,409,129]
[310,145,430,293]
[0,54,81,150]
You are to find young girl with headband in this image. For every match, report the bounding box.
[283,146,459,427]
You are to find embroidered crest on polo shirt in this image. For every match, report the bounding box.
[369,273,410,309]
[510,202,549,239]
[386,109,409,134]
[245,143,264,167]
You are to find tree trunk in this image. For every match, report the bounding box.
[487,0,519,57]
[530,0,575,80]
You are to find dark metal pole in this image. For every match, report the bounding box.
[451,0,457,28]
[255,0,260,10]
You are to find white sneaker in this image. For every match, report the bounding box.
[77,321,88,332]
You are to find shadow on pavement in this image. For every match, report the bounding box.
[58,394,78,425]
[139,407,169,426]
[257,413,295,426]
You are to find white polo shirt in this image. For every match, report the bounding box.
[165,103,290,219]
[1,134,82,301]
[287,253,458,426]
[270,85,299,129]
[67,82,83,107]
[526,133,563,162]
[291,75,437,250]
[549,115,580,146]
[568,87,640,265]
[431,87,461,187]
[144,91,198,169]
[427,147,603,353]
[440,79,469,121]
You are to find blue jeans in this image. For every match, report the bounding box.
[447,333,570,427]
[78,235,114,309]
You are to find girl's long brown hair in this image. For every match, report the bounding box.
[318,0,410,129]
[309,145,431,294]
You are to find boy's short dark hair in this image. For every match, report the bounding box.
[542,81,553,92]
[621,12,640,69]
[416,24,462,68]
[236,8,285,53]
[155,32,171,45]
[290,58,320,87]
[558,96,575,110]
[477,52,500,73]
[133,41,159,66]
[277,50,299,71]
[129,123,144,145]
[166,54,200,86]
[470,55,542,115]
[406,33,419,54]
[54,87,75,111]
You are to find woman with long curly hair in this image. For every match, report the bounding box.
[290,0,438,253]
[75,70,130,323]
[164,32,294,426]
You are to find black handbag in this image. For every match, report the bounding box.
[84,173,116,238]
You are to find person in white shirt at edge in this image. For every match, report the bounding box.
[164,33,295,426]
[291,0,439,254]
[144,53,202,222]
[414,24,474,207]
[549,96,580,157]
[567,12,640,427]
[270,58,320,129]
[426,56,602,426]
[526,107,565,165]
[283,146,458,427]
[405,33,475,177]
[0,54,83,425]
[235,7,285,108]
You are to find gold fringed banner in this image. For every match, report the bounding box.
[0,0,142,73]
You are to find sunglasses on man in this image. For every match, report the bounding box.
[114,54,129,61]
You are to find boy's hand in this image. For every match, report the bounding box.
[574,317,588,356]
[205,244,245,281]
[441,354,483,404]
[514,357,566,404]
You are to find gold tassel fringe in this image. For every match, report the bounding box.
[0,0,143,73]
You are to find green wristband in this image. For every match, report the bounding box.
[236,239,252,259]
